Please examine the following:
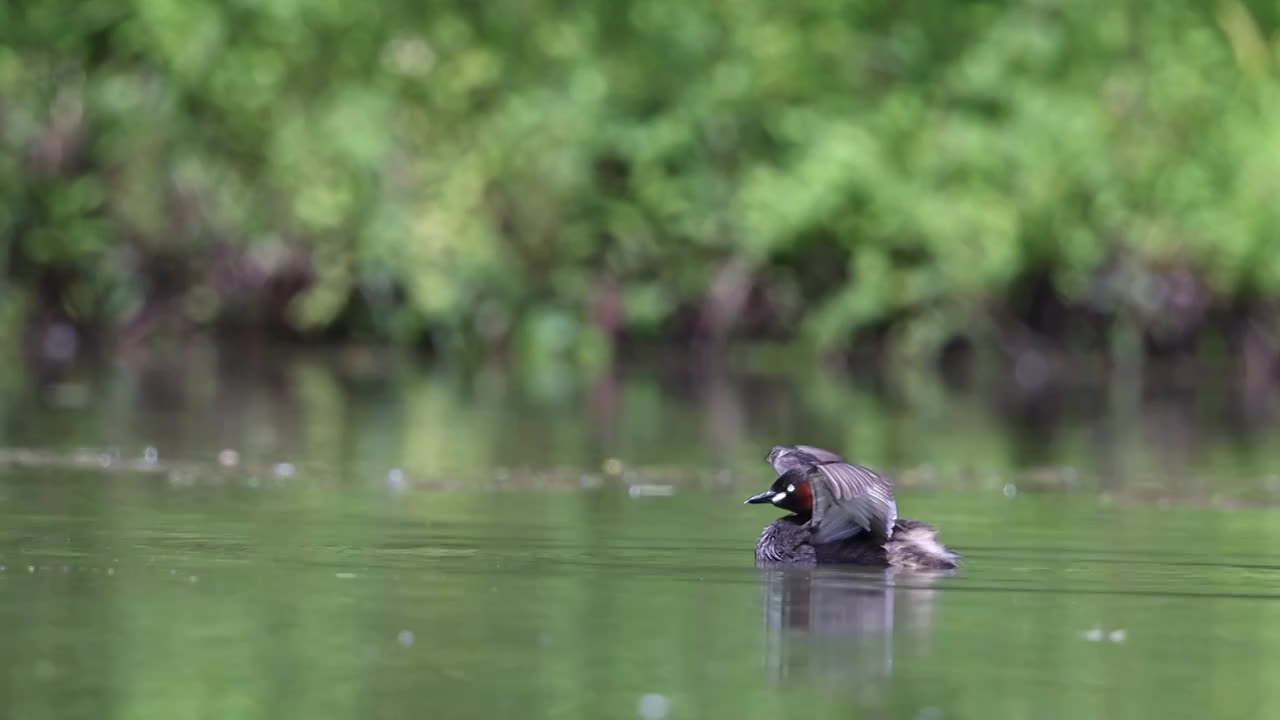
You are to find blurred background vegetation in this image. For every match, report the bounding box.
[4,0,1280,376]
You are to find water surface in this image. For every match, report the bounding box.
[2,352,1280,719]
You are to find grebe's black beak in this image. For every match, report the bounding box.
[744,490,775,505]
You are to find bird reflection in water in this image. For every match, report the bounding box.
[760,566,948,694]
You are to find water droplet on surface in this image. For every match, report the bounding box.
[637,693,670,720]
[628,484,675,498]
[397,630,415,647]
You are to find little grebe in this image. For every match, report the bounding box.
[746,445,957,570]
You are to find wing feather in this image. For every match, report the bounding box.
[765,445,845,475]
[809,462,897,544]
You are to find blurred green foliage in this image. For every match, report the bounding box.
[4,0,1280,358]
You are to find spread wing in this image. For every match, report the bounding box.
[765,445,845,475]
[809,462,898,544]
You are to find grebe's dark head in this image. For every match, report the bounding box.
[745,470,814,516]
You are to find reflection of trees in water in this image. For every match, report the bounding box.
[761,568,947,695]
[6,346,1280,505]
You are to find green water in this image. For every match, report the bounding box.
[3,353,1280,719]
